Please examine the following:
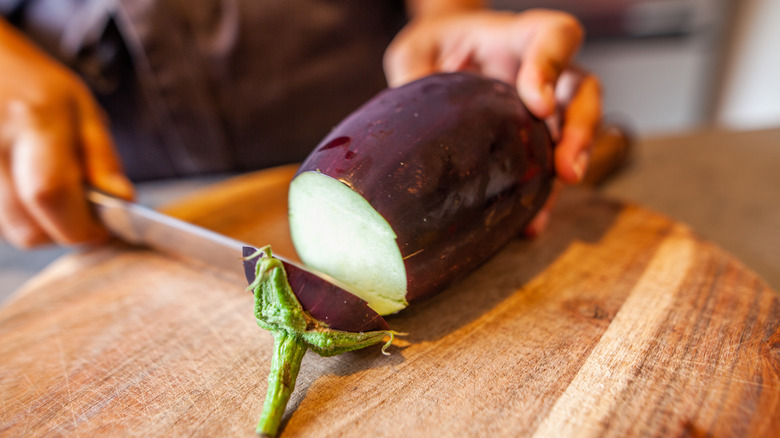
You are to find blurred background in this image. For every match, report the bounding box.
[2,0,778,303]
[492,0,780,291]
[494,0,780,134]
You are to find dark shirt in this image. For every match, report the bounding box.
[3,0,407,180]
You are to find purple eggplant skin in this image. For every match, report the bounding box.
[295,72,555,304]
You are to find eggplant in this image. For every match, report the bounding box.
[289,72,554,315]
[249,72,554,436]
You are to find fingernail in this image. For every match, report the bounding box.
[540,82,555,114]
[102,174,135,200]
[572,150,590,182]
[526,82,555,118]
[439,55,461,72]
[524,209,550,238]
[535,209,551,232]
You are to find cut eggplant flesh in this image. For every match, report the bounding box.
[288,172,408,315]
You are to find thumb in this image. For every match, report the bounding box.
[77,97,135,200]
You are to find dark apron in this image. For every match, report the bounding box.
[3,0,406,180]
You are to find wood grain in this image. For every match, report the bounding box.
[0,165,777,437]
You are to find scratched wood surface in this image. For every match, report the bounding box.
[0,164,777,437]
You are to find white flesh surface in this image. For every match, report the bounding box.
[288,171,408,315]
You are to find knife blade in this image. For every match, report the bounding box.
[88,189,248,276]
[87,189,388,332]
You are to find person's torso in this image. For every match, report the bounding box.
[6,0,406,180]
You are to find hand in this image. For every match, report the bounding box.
[384,8,602,235]
[0,19,133,248]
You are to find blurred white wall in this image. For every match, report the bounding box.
[575,20,722,134]
[715,0,780,130]
[493,0,780,134]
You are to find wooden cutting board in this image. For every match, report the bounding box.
[0,165,777,437]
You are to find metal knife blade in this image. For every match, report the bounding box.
[87,189,388,332]
[88,189,248,277]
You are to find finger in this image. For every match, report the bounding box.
[554,74,601,184]
[515,11,584,118]
[77,95,134,200]
[0,150,51,248]
[438,41,479,75]
[383,25,439,88]
[475,51,519,86]
[12,114,108,245]
[524,180,562,238]
[461,14,521,85]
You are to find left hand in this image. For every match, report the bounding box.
[384,8,602,235]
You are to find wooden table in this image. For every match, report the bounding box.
[599,126,780,290]
[0,165,777,437]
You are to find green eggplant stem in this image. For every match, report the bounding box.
[247,246,401,437]
[256,332,308,437]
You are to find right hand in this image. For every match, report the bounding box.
[0,19,133,248]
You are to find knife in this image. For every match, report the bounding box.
[87,189,388,332]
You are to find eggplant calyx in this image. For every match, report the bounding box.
[248,247,401,436]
